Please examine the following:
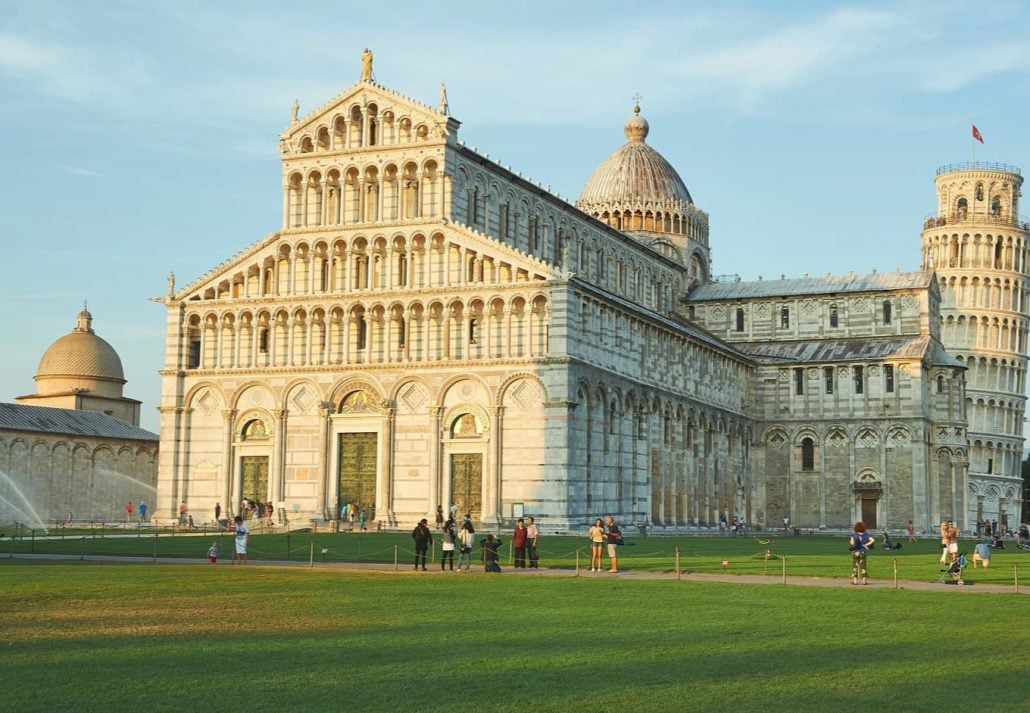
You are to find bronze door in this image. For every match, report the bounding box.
[450,453,483,520]
[338,433,378,514]
[240,456,269,503]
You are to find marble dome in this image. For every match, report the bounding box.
[36,308,125,385]
[577,104,693,212]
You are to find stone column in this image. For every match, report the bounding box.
[428,407,443,518]
[483,406,504,526]
[221,408,236,516]
[379,406,396,525]
[271,409,287,511]
[317,404,331,520]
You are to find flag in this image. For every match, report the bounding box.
[972,125,984,143]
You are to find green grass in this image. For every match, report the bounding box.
[3,529,1026,585]
[0,562,1026,713]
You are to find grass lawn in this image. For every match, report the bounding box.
[1,562,1027,713]
[4,529,1027,585]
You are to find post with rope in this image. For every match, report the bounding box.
[675,546,681,580]
[575,548,580,576]
[893,559,898,589]
[781,555,787,584]
[309,541,314,567]
[80,536,85,561]
[152,532,158,563]
[1015,564,1019,594]
[394,544,398,571]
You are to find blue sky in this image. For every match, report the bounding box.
[1,0,1028,432]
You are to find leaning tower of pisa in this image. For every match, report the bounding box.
[921,162,1029,531]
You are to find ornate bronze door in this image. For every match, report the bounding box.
[450,453,483,520]
[240,456,269,503]
[338,433,378,514]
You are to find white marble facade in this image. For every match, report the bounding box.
[155,54,1026,533]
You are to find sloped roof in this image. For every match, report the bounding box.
[0,403,158,442]
[689,271,932,301]
[736,336,963,367]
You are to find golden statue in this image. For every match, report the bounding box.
[361,48,373,81]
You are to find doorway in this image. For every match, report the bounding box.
[240,456,269,504]
[861,498,878,529]
[338,432,377,518]
[450,453,483,520]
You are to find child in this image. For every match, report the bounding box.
[207,541,219,564]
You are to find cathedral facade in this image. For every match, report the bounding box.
[154,55,1026,533]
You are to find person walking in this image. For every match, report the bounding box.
[588,518,605,572]
[850,521,875,585]
[605,516,622,573]
[527,516,539,569]
[907,519,916,542]
[138,501,147,523]
[178,501,188,526]
[457,517,475,573]
[412,518,432,571]
[233,515,249,565]
[215,502,222,524]
[207,541,219,564]
[124,501,133,523]
[512,519,528,568]
[265,502,274,527]
[481,534,502,573]
[441,518,456,571]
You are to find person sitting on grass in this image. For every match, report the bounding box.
[881,532,901,551]
[481,534,502,573]
[972,542,991,568]
[990,534,1005,549]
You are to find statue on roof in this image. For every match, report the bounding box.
[290,99,299,124]
[361,48,374,82]
[439,83,449,116]
[167,272,175,298]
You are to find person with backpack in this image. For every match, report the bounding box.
[412,518,432,571]
[440,517,457,571]
[850,521,875,585]
[481,534,502,573]
[456,516,475,573]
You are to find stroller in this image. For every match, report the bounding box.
[939,552,967,585]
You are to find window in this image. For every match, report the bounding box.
[357,318,367,350]
[957,197,968,217]
[320,261,329,292]
[991,196,1001,217]
[468,318,479,344]
[258,329,269,354]
[936,374,944,393]
[188,339,201,368]
[398,317,406,349]
[801,438,815,471]
[781,306,790,329]
[987,458,993,474]
[976,183,984,201]
[829,304,838,328]
[854,365,864,394]
[882,300,892,325]
[885,364,895,393]
[824,366,834,394]
[794,367,804,395]
[735,308,745,332]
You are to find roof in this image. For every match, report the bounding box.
[0,403,158,442]
[688,271,933,301]
[735,336,963,367]
[36,309,125,383]
[577,106,693,211]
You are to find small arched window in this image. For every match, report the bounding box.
[735,308,745,332]
[957,197,968,217]
[258,328,269,353]
[780,306,790,329]
[976,183,984,201]
[936,374,945,393]
[829,304,838,328]
[882,300,892,325]
[991,196,1001,217]
[801,437,815,471]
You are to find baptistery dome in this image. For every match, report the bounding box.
[36,308,126,393]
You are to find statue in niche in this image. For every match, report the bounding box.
[291,99,299,124]
[361,48,374,81]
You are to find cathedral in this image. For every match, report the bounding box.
[155,52,1027,534]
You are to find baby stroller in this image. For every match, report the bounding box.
[939,552,967,585]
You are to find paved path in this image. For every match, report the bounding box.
[5,552,1025,595]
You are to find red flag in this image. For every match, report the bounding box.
[972,125,984,143]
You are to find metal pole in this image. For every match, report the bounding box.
[31,529,34,553]
[286,532,290,561]
[508,540,513,566]
[152,532,158,563]
[575,548,580,576]
[893,559,898,589]
[80,536,85,561]
[310,541,314,567]
[675,546,681,580]
[781,555,786,585]
[394,544,398,571]
[1015,564,1019,594]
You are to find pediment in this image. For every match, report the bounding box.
[281,79,460,153]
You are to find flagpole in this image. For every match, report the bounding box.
[972,118,976,167]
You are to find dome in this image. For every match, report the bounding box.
[36,308,125,384]
[577,104,693,211]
